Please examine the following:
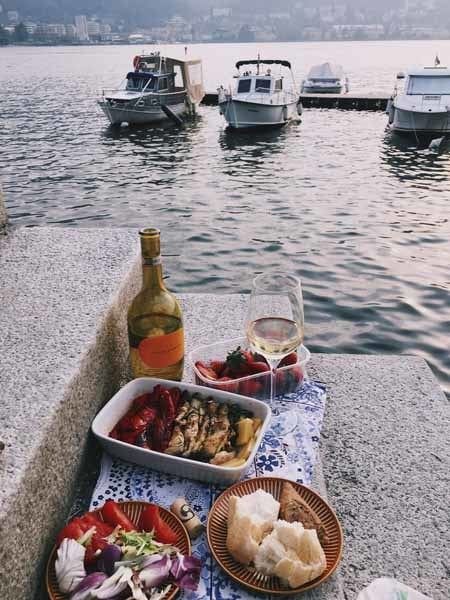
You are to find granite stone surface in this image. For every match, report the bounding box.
[309,354,449,600]
[0,184,7,232]
[0,227,139,599]
[1,229,447,600]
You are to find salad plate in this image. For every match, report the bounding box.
[46,501,190,600]
[207,476,343,596]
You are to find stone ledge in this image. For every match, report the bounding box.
[0,227,139,598]
[1,228,448,599]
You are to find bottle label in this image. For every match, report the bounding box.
[138,328,184,368]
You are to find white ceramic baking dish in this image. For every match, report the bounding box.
[92,377,271,485]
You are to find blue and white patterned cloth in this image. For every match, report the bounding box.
[90,380,327,600]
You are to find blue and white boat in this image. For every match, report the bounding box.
[98,51,204,126]
[387,63,450,135]
[218,59,301,129]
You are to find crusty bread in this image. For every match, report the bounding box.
[279,482,329,546]
[226,490,280,566]
[254,520,327,588]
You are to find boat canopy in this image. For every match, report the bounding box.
[236,59,291,70]
[306,62,344,80]
[164,57,205,104]
[406,66,450,77]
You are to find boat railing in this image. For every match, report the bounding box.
[101,88,187,107]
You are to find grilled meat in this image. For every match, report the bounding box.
[165,424,185,455]
[202,404,232,458]
[182,398,202,456]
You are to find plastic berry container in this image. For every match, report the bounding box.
[189,337,310,401]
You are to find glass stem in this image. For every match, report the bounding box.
[267,358,280,404]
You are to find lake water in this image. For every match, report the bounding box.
[1,41,450,397]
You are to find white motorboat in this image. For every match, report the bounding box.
[98,51,204,126]
[218,59,301,129]
[387,63,450,135]
[301,62,349,94]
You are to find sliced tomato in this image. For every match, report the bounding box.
[101,500,137,532]
[138,505,178,544]
[56,518,87,546]
[84,532,109,566]
[81,513,115,538]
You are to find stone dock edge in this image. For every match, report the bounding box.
[0,225,448,600]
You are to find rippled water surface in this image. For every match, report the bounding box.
[1,41,450,396]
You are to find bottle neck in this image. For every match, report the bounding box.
[142,254,165,289]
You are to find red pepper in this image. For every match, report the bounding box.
[138,505,178,544]
[133,392,151,411]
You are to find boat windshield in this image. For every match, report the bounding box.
[408,75,450,95]
[126,76,156,91]
[237,79,251,93]
[255,79,271,93]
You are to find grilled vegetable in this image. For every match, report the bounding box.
[236,418,254,446]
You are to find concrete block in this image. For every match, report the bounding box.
[0,227,139,598]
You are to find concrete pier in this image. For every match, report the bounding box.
[0,227,448,599]
[201,92,390,111]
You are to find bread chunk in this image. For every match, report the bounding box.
[254,520,327,588]
[226,490,280,565]
[279,482,329,546]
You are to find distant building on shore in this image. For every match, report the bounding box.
[7,10,19,24]
[36,23,67,39]
[75,15,89,41]
[211,8,232,18]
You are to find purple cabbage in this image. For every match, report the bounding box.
[179,571,201,591]
[139,555,172,589]
[70,572,107,600]
[96,544,122,576]
[91,566,131,599]
[170,555,202,591]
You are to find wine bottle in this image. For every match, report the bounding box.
[128,228,184,381]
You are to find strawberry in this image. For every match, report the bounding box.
[226,346,253,377]
[210,360,226,377]
[238,379,263,398]
[290,365,304,386]
[216,377,238,394]
[249,361,270,374]
[279,352,298,367]
[195,361,218,381]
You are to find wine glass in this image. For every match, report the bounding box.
[246,273,304,402]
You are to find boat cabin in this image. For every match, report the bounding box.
[401,67,450,96]
[125,71,176,93]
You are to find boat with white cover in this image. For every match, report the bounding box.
[218,59,301,129]
[98,51,204,126]
[301,62,349,94]
[386,64,450,135]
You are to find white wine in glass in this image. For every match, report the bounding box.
[246,273,304,400]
